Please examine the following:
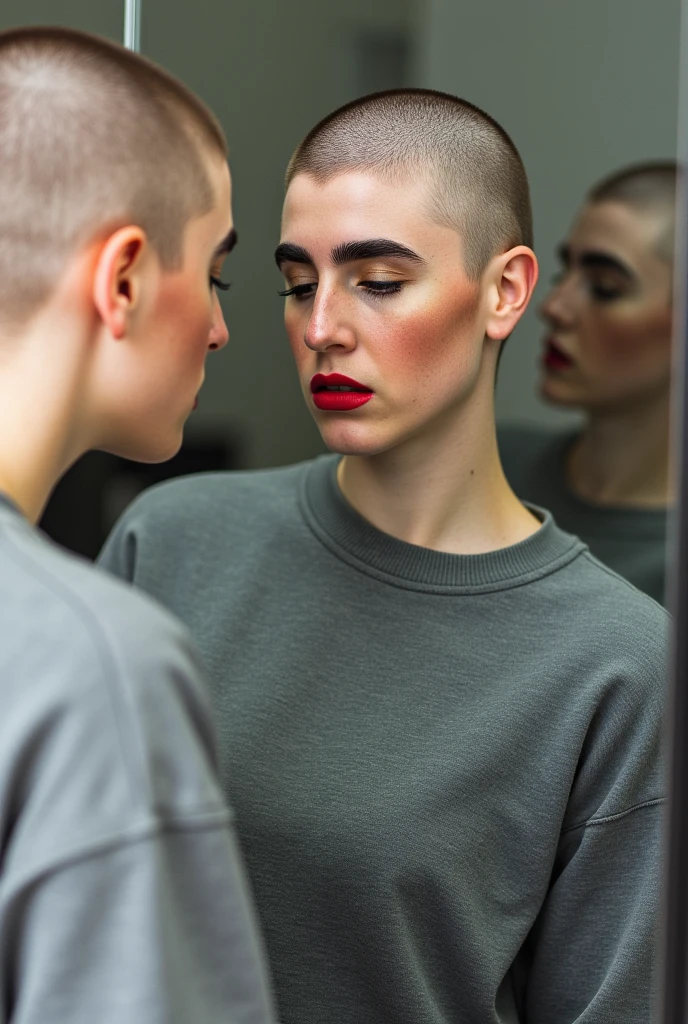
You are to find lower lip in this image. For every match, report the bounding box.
[193,397,199,410]
[313,391,374,411]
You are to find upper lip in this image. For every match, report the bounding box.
[310,372,373,393]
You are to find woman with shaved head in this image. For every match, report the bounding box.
[0,26,274,1024]
[102,90,666,1024]
[499,162,675,604]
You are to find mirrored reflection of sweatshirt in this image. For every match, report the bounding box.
[498,424,668,605]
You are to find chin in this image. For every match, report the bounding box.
[317,419,400,458]
[103,430,184,464]
[539,378,583,409]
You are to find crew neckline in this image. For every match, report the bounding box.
[300,455,586,594]
[0,491,23,519]
[546,432,668,539]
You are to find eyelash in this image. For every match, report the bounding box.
[210,276,231,291]
[551,270,623,303]
[278,281,404,300]
[589,283,623,303]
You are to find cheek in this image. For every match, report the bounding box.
[381,290,480,380]
[582,304,672,368]
[159,282,213,359]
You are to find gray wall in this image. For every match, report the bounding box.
[415,0,682,429]
[0,1,121,37]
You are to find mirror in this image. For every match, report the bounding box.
[1,3,680,1019]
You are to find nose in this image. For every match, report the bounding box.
[539,274,577,329]
[208,291,229,352]
[303,286,356,354]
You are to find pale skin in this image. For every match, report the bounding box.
[278,170,540,555]
[539,200,674,508]
[0,154,233,524]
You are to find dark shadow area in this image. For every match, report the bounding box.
[39,434,239,561]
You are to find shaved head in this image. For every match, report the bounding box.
[0,26,227,332]
[285,88,533,280]
[588,161,678,263]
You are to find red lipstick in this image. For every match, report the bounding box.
[310,372,374,412]
[542,339,574,371]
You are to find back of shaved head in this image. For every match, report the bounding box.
[588,161,678,263]
[0,26,227,332]
[286,89,533,280]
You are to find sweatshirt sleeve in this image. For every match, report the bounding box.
[3,824,277,1024]
[0,548,277,1024]
[518,802,662,1023]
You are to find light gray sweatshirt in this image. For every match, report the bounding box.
[0,494,275,1024]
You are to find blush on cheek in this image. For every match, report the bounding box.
[594,306,673,363]
[387,286,481,373]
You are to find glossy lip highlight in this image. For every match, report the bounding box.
[310,372,374,412]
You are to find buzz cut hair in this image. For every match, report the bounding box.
[0,26,227,330]
[285,88,533,281]
[588,161,678,263]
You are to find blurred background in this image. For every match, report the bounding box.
[0,0,680,555]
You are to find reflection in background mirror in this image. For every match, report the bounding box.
[1,0,680,585]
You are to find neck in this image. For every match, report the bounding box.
[337,373,539,556]
[0,324,91,523]
[568,394,672,509]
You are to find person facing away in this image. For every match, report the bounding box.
[0,27,275,1024]
[498,162,676,605]
[99,89,667,1024]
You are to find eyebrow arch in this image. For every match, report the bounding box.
[214,227,238,258]
[557,243,634,280]
[331,238,426,266]
[275,237,426,270]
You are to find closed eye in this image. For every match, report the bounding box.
[278,280,405,300]
[359,280,404,296]
[210,276,231,291]
[278,282,316,299]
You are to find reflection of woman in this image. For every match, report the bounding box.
[499,163,675,604]
[100,94,666,1024]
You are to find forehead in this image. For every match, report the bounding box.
[186,156,233,248]
[569,201,668,271]
[281,170,460,260]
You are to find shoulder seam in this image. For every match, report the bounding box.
[580,552,669,615]
[1,807,233,896]
[562,796,666,834]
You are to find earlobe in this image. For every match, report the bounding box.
[485,246,539,342]
[92,227,148,340]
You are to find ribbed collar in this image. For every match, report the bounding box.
[300,455,586,594]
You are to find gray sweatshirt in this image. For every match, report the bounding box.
[498,424,668,604]
[0,494,275,1024]
[99,455,667,1024]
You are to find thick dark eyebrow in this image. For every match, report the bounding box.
[214,227,238,258]
[331,238,426,267]
[557,242,634,280]
[274,243,314,268]
[274,238,426,270]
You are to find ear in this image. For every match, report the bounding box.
[92,226,149,340]
[484,246,539,342]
